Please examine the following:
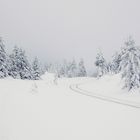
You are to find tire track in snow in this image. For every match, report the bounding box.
[69,83,140,109]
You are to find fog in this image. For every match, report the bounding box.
[0,0,140,70]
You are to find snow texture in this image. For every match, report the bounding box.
[1,73,140,140]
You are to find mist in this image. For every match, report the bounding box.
[0,0,140,71]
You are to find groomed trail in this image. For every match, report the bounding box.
[69,82,140,109]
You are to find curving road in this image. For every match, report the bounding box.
[69,82,140,109]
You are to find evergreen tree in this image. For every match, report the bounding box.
[67,59,77,77]
[9,46,20,78]
[32,57,41,80]
[7,55,13,77]
[95,52,107,77]
[77,59,87,77]
[39,63,46,75]
[107,62,113,74]
[57,64,65,78]
[111,52,122,74]
[10,46,32,79]
[63,60,69,77]
[0,38,8,78]
[120,37,140,90]
[18,48,32,79]
[44,63,50,72]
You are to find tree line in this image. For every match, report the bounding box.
[0,37,87,80]
[1,36,140,90]
[45,59,87,78]
[95,36,140,90]
[0,38,41,80]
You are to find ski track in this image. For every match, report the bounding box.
[69,82,140,109]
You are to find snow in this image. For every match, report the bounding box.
[79,74,140,103]
[1,73,140,140]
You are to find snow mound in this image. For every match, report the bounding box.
[41,72,55,80]
[41,72,56,84]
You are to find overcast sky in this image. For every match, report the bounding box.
[0,0,140,69]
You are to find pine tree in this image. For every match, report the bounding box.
[10,46,32,79]
[77,59,87,77]
[107,62,113,74]
[63,60,69,77]
[67,59,77,78]
[9,46,20,78]
[39,63,46,76]
[18,48,32,79]
[7,55,13,77]
[111,52,122,74]
[44,63,50,72]
[120,37,140,90]
[0,38,8,78]
[32,57,41,80]
[57,64,65,78]
[95,52,107,77]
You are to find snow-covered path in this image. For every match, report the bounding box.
[1,77,140,140]
[70,83,140,109]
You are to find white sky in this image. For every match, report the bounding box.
[0,0,140,69]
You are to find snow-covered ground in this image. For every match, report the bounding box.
[79,74,140,103]
[1,73,140,140]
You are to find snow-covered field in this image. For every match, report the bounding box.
[79,74,140,103]
[1,73,140,140]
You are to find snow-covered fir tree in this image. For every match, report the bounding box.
[120,37,140,90]
[6,55,13,77]
[0,38,8,78]
[107,62,113,74]
[57,64,65,78]
[32,57,41,80]
[39,63,47,76]
[9,46,20,78]
[10,46,32,79]
[95,52,107,77]
[77,59,87,77]
[44,63,51,73]
[17,48,32,79]
[111,52,122,74]
[67,59,77,78]
[46,63,56,73]
[62,60,69,77]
